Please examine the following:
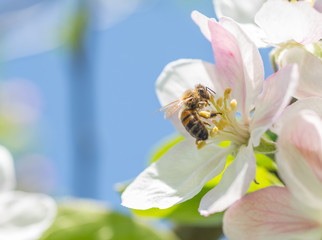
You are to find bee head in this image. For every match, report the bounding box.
[196,84,210,100]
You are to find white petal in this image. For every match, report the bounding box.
[224,186,322,240]
[214,0,265,25]
[279,47,322,99]
[272,97,322,135]
[156,59,223,137]
[0,191,56,240]
[208,17,264,123]
[198,144,256,216]
[255,0,322,44]
[0,146,15,192]
[250,64,298,146]
[277,110,322,211]
[122,140,234,210]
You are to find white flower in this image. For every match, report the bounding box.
[223,107,322,240]
[0,145,56,240]
[121,13,299,216]
[215,0,322,98]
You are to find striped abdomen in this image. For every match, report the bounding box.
[180,109,208,140]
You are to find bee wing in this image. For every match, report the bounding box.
[154,98,192,118]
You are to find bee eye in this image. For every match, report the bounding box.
[198,88,208,98]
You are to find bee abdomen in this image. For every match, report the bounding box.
[181,110,208,141]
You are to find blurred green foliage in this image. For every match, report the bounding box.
[40,199,179,240]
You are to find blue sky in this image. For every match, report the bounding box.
[0,0,273,210]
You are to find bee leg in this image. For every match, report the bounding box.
[210,112,222,118]
[253,178,260,185]
[196,140,206,150]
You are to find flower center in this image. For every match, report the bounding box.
[196,88,250,149]
[286,0,315,5]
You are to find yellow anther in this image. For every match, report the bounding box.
[224,88,232,98]
[197,141,207,150]
[199,111,211,119]
[216,97,224,107]
[210,126,219,137]
[230,99,237,111]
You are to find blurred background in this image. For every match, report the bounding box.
[0,0,273,239]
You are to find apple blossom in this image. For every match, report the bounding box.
[223,109,322,240]
[215,0,322,98]
[121,13,298,216]
[0,145,56,240]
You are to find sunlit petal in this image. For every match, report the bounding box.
[279,47,322,99]
[122,140,234,210]
[277,110,322,210]
[255,0,322,44]
[0,146,15,192]
[224,186,322,240]
[272,97,322,134]
[0,191,56,240]
[198,144,256,216]
[250,64,298,146]
[208,18,264,122]
[214,0,265,25]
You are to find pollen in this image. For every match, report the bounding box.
[224,88,232,98]
[199,111,211,119]
[210,126,218,137]
[230,99,237,111]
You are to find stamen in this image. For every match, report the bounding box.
[210,127,219,137]
[230,99,237,111]
[224,88,232,97]
[216,97,224,107]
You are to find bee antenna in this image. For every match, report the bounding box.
[206,87,216,95]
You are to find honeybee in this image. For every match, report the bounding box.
[157,84,220,141]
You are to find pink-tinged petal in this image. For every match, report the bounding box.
[198,144,256,216]
[279,47,322,99]
[156,59,224,138]
[250,64,298,146]
[191,11,213,42]
[208,18,264,123]
[272,97,322,135]
[224,186,322,240]
[0,191,57,240]
[122,140,235,210]
[214,0,265,24]
[277,110,322,210]
[315,0,322,12]
[255,0,322,44]
[0,146,15,192]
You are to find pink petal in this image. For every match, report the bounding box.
[198,144,256,216]
[255,0,322,44]
[272,97,322,135]
[277,110,322,210]
[208,17,264,123]
[250,64,298,146]
[279,47,322,99]
[156,59,223,138]
[122,140,235,210]
[224,186,322,240]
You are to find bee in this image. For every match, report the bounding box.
[157,84,220,141]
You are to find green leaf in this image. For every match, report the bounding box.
[253,137,276,154]
[40,199,179,240]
